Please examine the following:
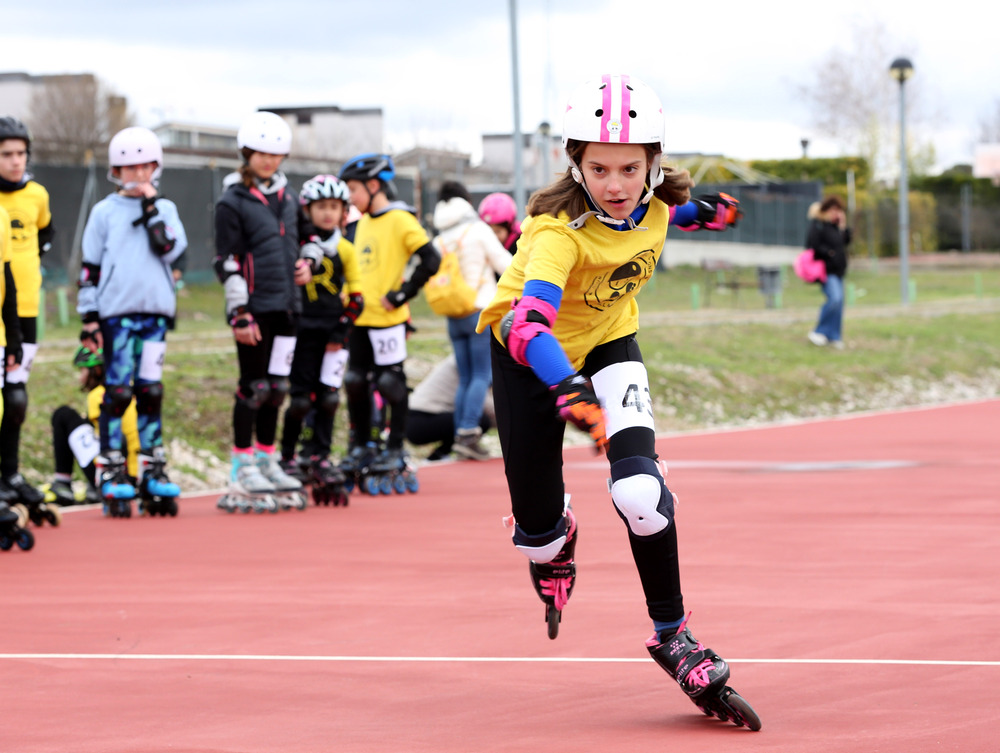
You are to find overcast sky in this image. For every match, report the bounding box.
[4,1,998,171]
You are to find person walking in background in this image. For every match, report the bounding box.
[478,192,522,256]
[431,181,511,460]
[476,73,759,730]
[806,195,851,349]
[213,111,310,512]
[78,126,187,516]
[0,116,53,507]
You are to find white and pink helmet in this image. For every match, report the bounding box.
[562,74,666,202]
[107,126,164,187]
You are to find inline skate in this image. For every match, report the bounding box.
[1,473,61,527]
[365,446,418,495]
[255,449,307,510]
[217,451,278,513]
[339,442,378,493]
[307,455,349,506]
[645,614,762,731]
[0,500,34,551]
[526,506,577,640]
[137,447,181,517]
[97,451,137,518]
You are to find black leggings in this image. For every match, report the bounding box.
[490,333,684,624]
[234,311,296,449]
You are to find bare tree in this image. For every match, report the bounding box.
[28,74,133,165]
[798,17,922,184]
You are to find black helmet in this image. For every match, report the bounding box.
[0,117,31,150]
[338,153,395,184]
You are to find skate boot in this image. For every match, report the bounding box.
[46,479,80,507]
[645,614,761,731]
[0,501,34,552]
[255,450,307,510]
[279,455,309,486]
[366,446,418,495]
[218,451,277,514]
[138,447,181,517]
[97,451,137,518]
[522,506,577,640]
[0,473,61,527]
[339,442,378,493]
[308,455,349,507]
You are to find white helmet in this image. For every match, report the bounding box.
[237,111,292,155]
[562,74,666,198]
[107,126,164,186]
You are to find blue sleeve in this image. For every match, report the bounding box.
[670,201,699,227]
[521,279,574,387]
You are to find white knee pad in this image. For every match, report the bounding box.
[610,456,674,538]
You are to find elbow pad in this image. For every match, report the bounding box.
[499,295,558,367]
[146,220,176,256]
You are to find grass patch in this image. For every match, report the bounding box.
[21,261,1000,489]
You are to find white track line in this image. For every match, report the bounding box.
[1,654,998,667]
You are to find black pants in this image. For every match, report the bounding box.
[490,332,684,624]
[51,405,98,485]
[345,326,408,451]
[281,327,339,459]
[234,311,296,449]
[0,317,36,477]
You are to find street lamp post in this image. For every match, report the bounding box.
[889,57,914,304]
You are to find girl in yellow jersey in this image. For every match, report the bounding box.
[478,75,759,730]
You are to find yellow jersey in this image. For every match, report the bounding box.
[478,199,668,371]
[352,208,430,328]
[87,386,140,478]
[0,180,50,317]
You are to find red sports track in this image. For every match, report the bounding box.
[3,400,998,753]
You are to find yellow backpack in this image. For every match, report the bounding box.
[424,228,479,318]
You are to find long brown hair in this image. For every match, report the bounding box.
[526,139,693,219]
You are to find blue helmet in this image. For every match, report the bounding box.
[338,153,395,184]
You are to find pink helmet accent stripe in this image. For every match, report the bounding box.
[598,74,631,143]
[620,74,631,143]
[599,74,613,141]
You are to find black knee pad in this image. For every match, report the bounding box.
[316,387,340,417]
[267,377,290,407]
[105,384,134,418]
[2,384,28,426]
[343,368,368,403]
[375,367,407,405]
[285,393,313,421]
[236,378,271,411]
[136,382,164,416]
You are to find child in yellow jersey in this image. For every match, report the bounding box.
[336,154,439,491]
[477,75,758,731]
[278,174,363,503]
[48,347,139,506]
[0,117,53,507]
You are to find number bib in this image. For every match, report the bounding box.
[138,341,167,382]
[5,342,39,385]
[68,423,101,468]
[590,360,655,439]
[368,324,407,366]
[320,348,349,388]
[268,335,297,377]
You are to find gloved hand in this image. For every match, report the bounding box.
[690,192,742,231]
[299,242,324,274]
[553,374,608,453]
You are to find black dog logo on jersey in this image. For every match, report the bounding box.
[584,249,656,311]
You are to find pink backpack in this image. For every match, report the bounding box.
[794,249,827,283]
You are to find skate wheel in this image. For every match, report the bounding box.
[12,503,29,528]
[405,474,419,493]
[392,475,407,494]
[294,492,308,510]
[363,476,379,495]
[546,605,561,640]
[343,477,355,493]
[29,507,45,526]
[0,534,12,551]
[719,688,762,731]
[337,491,349,507]
[16,527,34,551]
[165,499,179,517]
[43,505,63,526]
